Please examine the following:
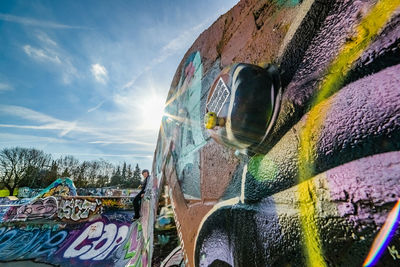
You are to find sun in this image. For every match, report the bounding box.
[139,93,165,131]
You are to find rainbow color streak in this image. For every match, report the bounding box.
[363,199,400,267]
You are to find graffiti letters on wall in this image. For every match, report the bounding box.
[58,198,102,221]
[123,221,150,267]
[0,227,68,261]
[3,196,58,222]
[63,220,129,261]
[36,178,77,198]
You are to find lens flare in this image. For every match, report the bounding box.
[363,199,400,267]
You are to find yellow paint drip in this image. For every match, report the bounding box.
[298,180,325,267]
[297,1,400,266]
[298,88,332,267]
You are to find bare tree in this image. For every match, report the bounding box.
[57,155,79,179]
[0,147,51,195]
[43,160,59,187]
[96,159,113,187]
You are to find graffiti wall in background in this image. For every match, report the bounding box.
[18,186,139,199]
[0,177,161,266]
[17,187,42,198]
[153,0,400,266]
[76,188,139,197]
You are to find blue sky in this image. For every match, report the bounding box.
[0,0,238,170]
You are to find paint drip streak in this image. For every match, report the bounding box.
[298,180,325,267]
[297,1,400,266]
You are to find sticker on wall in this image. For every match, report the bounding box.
[206,77,230,116]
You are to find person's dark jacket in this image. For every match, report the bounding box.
[138,176,149,196]
[133,176,150,219]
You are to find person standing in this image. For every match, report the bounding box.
[132,169,150,220]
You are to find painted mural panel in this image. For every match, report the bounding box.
[162,51,207,201]
[153,0,400,266]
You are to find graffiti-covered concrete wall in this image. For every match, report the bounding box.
[0,177,160,266]
[153,0,400,266]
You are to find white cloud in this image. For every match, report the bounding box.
[61,61,78,84]
[91,64,108,84]
[36,32,57,46]
[121,19,210,91]
[0,105,77,137]
[0,104,155,147]
[0,105,58,123]
[23,34,78,84]
[51,152,152,159]
[89,140,153,146]
[160,21,207,55]
[87,101,105,113]
[23,45,61,64]
[119,3,238,92]
[0,133,66,144]
[0,13,89,29]
[0,82,13,92]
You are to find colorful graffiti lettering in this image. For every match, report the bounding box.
[4,196,57,222]
[0,227,68,261]
[18,187,42,198]
[124,222,142,260]
[63,221,129,261]
[124,222,150,267]
[101,197,134,210]
[58,198,102,221]
[35,178,77,198]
